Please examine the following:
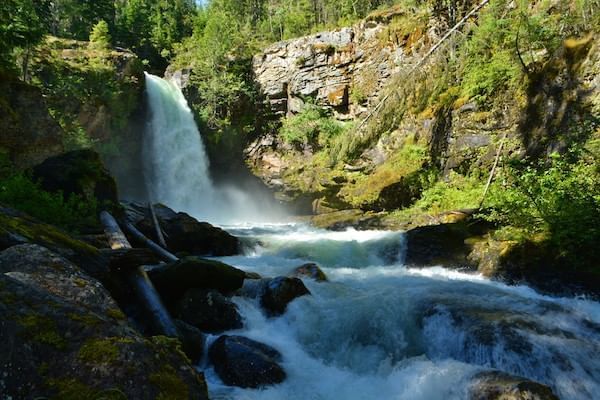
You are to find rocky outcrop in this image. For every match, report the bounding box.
[0,73,64,169]
[252,12,430,119]
[469,371,559,400]
[32,149,119,210]
[209,335,286,388]
[125,202,241,256]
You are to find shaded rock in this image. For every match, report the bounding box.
[149,256,246,301]
[0,205,108,281]
[176,289,243,333]
[0,73,64,169]
[405,218,492,269]
[245,271,262,280]
[239,277,310,316]
[469,371,559,400]
[209,335,286,388]
[125,202,240,256]
[291,262,328,281]
[0,244,117,315]
[175,319,206,364]
[0,261,209,399]
[32,149,118,210]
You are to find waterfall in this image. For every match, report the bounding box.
[143,72,215,219]
[143,73,279,224]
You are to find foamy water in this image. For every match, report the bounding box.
[201,224,600,400]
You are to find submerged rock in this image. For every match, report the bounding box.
[209,335,286,388]
[32,149,119,210]
[124,202,240,256]
[176,288,243,333]
[291,262,328,281]
[469,371,559,400]
[239,276,310,316]
[148,256,246,300]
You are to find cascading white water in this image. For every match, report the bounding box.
[144,73,215,219]
[143,73,279,223]
[207,224,600,400]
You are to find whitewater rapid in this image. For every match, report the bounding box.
[202,224,600,400]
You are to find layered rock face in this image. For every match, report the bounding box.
[253,16,425,120]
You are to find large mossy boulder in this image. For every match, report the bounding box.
[469,371,559,400]
[148,256,246,301]
[32,150,119,210]
[208,335,286,388]
[176,288,243,333]
[125,202,240,256]
[0,244,209,400]
[239,276,310,316]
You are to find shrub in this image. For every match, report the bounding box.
[0,174,98,232]
[280,103,349,147]
[484,151,600,266]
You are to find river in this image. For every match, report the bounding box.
[200,224,600,400]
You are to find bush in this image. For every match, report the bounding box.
[0,174,98,232]
[280,103,349,147]
[484,151,600,266]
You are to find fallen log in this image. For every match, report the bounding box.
[122,220,179,263]
[149,202,168,249]
[99,211,178,337]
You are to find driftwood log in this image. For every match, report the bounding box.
[100,211,179,337]
[122,220,179,263]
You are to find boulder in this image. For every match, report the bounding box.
[469,371,559,400]
[148,256,246,301]
[0,244,117,316]
[239,276,310,316]
[176,289,243,333]
[125,202,240,256]
[175,319,206,365]
[32,149,118,210]
[291,262,328,281]
[208,335,286,388]
[0,250,209,400]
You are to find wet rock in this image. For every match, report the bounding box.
[32,149,119,211]
[239,276,310,316]
[469,371,559,400]
[291,262,328,281]
[209,335,286,388]
[175,319,206,364]
[148,256,246,300]
[124,202,240,256]
[0,244,117,315]
[176,289,243,333]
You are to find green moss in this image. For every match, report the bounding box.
[16,314,67,350]
[46,378,96,400]
[78,337,128,364]
[149,365,189,400]
[67,312,101,326]
[339,140,429,208]
[106,308,126,320]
